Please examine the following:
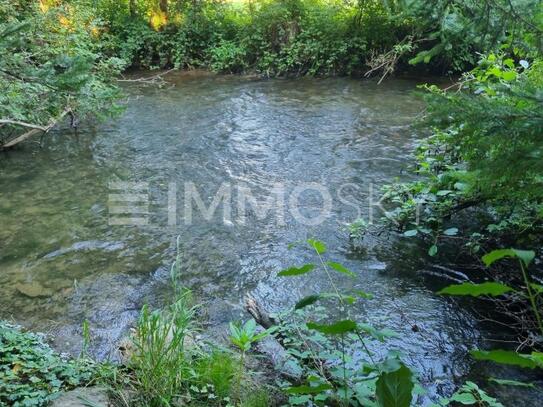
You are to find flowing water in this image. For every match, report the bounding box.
[0,72,539,404]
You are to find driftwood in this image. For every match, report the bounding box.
[0,107,71,149]
[117,69,175,85]
[244,294,333,382]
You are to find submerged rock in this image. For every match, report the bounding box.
[51,387,109,407]
[15,281,54,298]
[43,240,125,259]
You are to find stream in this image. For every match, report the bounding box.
[0,71,539,405]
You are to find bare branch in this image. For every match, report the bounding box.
[0,119,47,131]
[117,69,175,84]
[0,107,71,149]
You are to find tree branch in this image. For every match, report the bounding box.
[0,119,47,131]
[0,108,71,149]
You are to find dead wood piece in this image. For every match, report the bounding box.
[244,294,333,383]
[0,107,71,149]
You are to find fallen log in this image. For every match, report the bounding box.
[0,107,71,149]
[244,294,333,382]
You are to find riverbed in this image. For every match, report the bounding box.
[0,72,537,404]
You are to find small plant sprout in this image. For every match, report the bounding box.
[229,319,275,353]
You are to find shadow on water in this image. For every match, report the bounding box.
[0,72,538,404]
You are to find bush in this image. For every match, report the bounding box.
[382,55,543,256]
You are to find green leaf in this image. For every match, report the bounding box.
[295,295,320,310]
[428,245,438,256]
[450,392,477,404]
[358,323,399,341]
[286,384,333,394]
[354,289,373,300]
[436,190,452,196]
[501,71,517,81]
[449,381,504,407]
[278,264,316,277]
[403,230,418,237]
[527,352,543,367]
[488,378,534,388]
[306,320,357,335]
[438,282,513,297]
[326,261,355,278]
[375,364,413,407]
[482,249,535,267]
[443,227,458,236]
[320,293,356,304]
[470,350,539,369]
[307,239,326,254]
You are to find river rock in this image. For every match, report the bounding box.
[15,281,54,298]
[51,387,109,406]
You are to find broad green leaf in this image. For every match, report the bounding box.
[511,249,535,267]
[438,282,513,297]
[449,381,504,407]
[428,245,438,256]
[501,71,517,81]
[326,261,355,277]
[489,378,534,388]
[443,227,458,236]
[482,249,535,267]
[306,320,357,335]
[278,264,316,277]
[375,364,413,407]
[286,384,333,394]
[449,392,477,404]
[403,230,418,237]
[307,239,326,254]
[436,190,452,196]
[295,295,320,310]
[354,289,373,300]
[528,352,543,367]
[470,350,539,369]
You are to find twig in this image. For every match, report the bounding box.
[117,69,175,84]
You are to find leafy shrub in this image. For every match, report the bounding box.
[267,238,416,406]
[0,322,95,406]
[383,55,543,256]
[0,0,123,147]
[209,40,247,73]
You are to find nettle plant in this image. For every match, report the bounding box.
[269,238,417,406]
[438,248,543,367]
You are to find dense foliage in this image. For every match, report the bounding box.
[382,56,543,257]
[0,0,123,147]
[0,322,95,406]
[2,0,541,147]
[89,0,542,74]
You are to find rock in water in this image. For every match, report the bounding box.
[51,387,109,406]
[15,281,54,298]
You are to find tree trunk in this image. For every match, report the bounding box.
[129,0,136,17]
[159,0,168,15]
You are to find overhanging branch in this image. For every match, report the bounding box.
[0,107,72,149]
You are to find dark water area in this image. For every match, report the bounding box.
[0,71,540,405]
